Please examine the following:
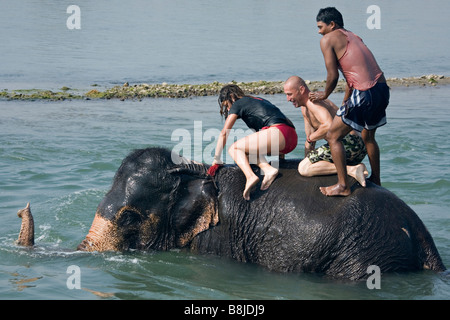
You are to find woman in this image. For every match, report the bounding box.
[212,84,298,200]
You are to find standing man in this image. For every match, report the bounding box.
[309,7,390,196]
[284,76,368,187]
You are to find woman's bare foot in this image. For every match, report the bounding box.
[348,163,369,187]
[243,175,260,201]
[319,183,351,197]
[260,167,279,191]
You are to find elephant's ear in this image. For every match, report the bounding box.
[171,177,219,247]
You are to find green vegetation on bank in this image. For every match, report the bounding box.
[1,75,448,101]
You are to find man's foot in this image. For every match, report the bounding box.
[243,176,260,201]
[352,163,369,187]
[319,183,351,197]
[260,167,279,191]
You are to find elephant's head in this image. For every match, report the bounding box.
[77,148,219,252]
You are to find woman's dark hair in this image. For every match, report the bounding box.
[316,7,344,28]
[218,84,246,118]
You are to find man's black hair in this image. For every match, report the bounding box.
[316,7,344,28]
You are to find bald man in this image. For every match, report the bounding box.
[284,76,368,187]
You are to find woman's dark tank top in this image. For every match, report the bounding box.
[228,96,294,131]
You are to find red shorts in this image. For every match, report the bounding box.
[261,124,298,154]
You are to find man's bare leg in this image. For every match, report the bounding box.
[319,117,353,196]
[347,163,369,187]
[299,158,369,187]
[362,129,381,185]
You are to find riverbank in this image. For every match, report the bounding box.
[1,74,448,101]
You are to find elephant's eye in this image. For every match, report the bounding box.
[116,207,143,227]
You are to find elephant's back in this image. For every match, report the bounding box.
[202,160,445,278]
[215,159,379,213]
[256,160,371,213]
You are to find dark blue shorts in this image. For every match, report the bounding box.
[337,82,390,132]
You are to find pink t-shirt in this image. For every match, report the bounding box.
[337,29,383,91]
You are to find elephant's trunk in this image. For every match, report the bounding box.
[77,213,118,251]
[16,203,34,247]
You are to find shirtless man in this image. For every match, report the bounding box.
[284,76,368,187]
[309,7,390,196]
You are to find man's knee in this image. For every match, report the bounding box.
[362,129,377,143]
[298,159,312,176]
[325,130,341,145]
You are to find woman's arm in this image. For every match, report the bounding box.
[212,114,238,165]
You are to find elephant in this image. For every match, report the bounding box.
[75,147,447,280]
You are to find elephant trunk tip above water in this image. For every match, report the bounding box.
[35,147,449,280]
[16,202,34,247]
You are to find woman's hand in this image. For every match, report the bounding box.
[208,161,223,176]
[211,158,223,166]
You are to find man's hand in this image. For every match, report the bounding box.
[309,91,327,102]
[304,140,316,157]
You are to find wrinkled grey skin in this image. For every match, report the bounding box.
[76,147,446,280]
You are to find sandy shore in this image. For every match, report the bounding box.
[1,74,448,101]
